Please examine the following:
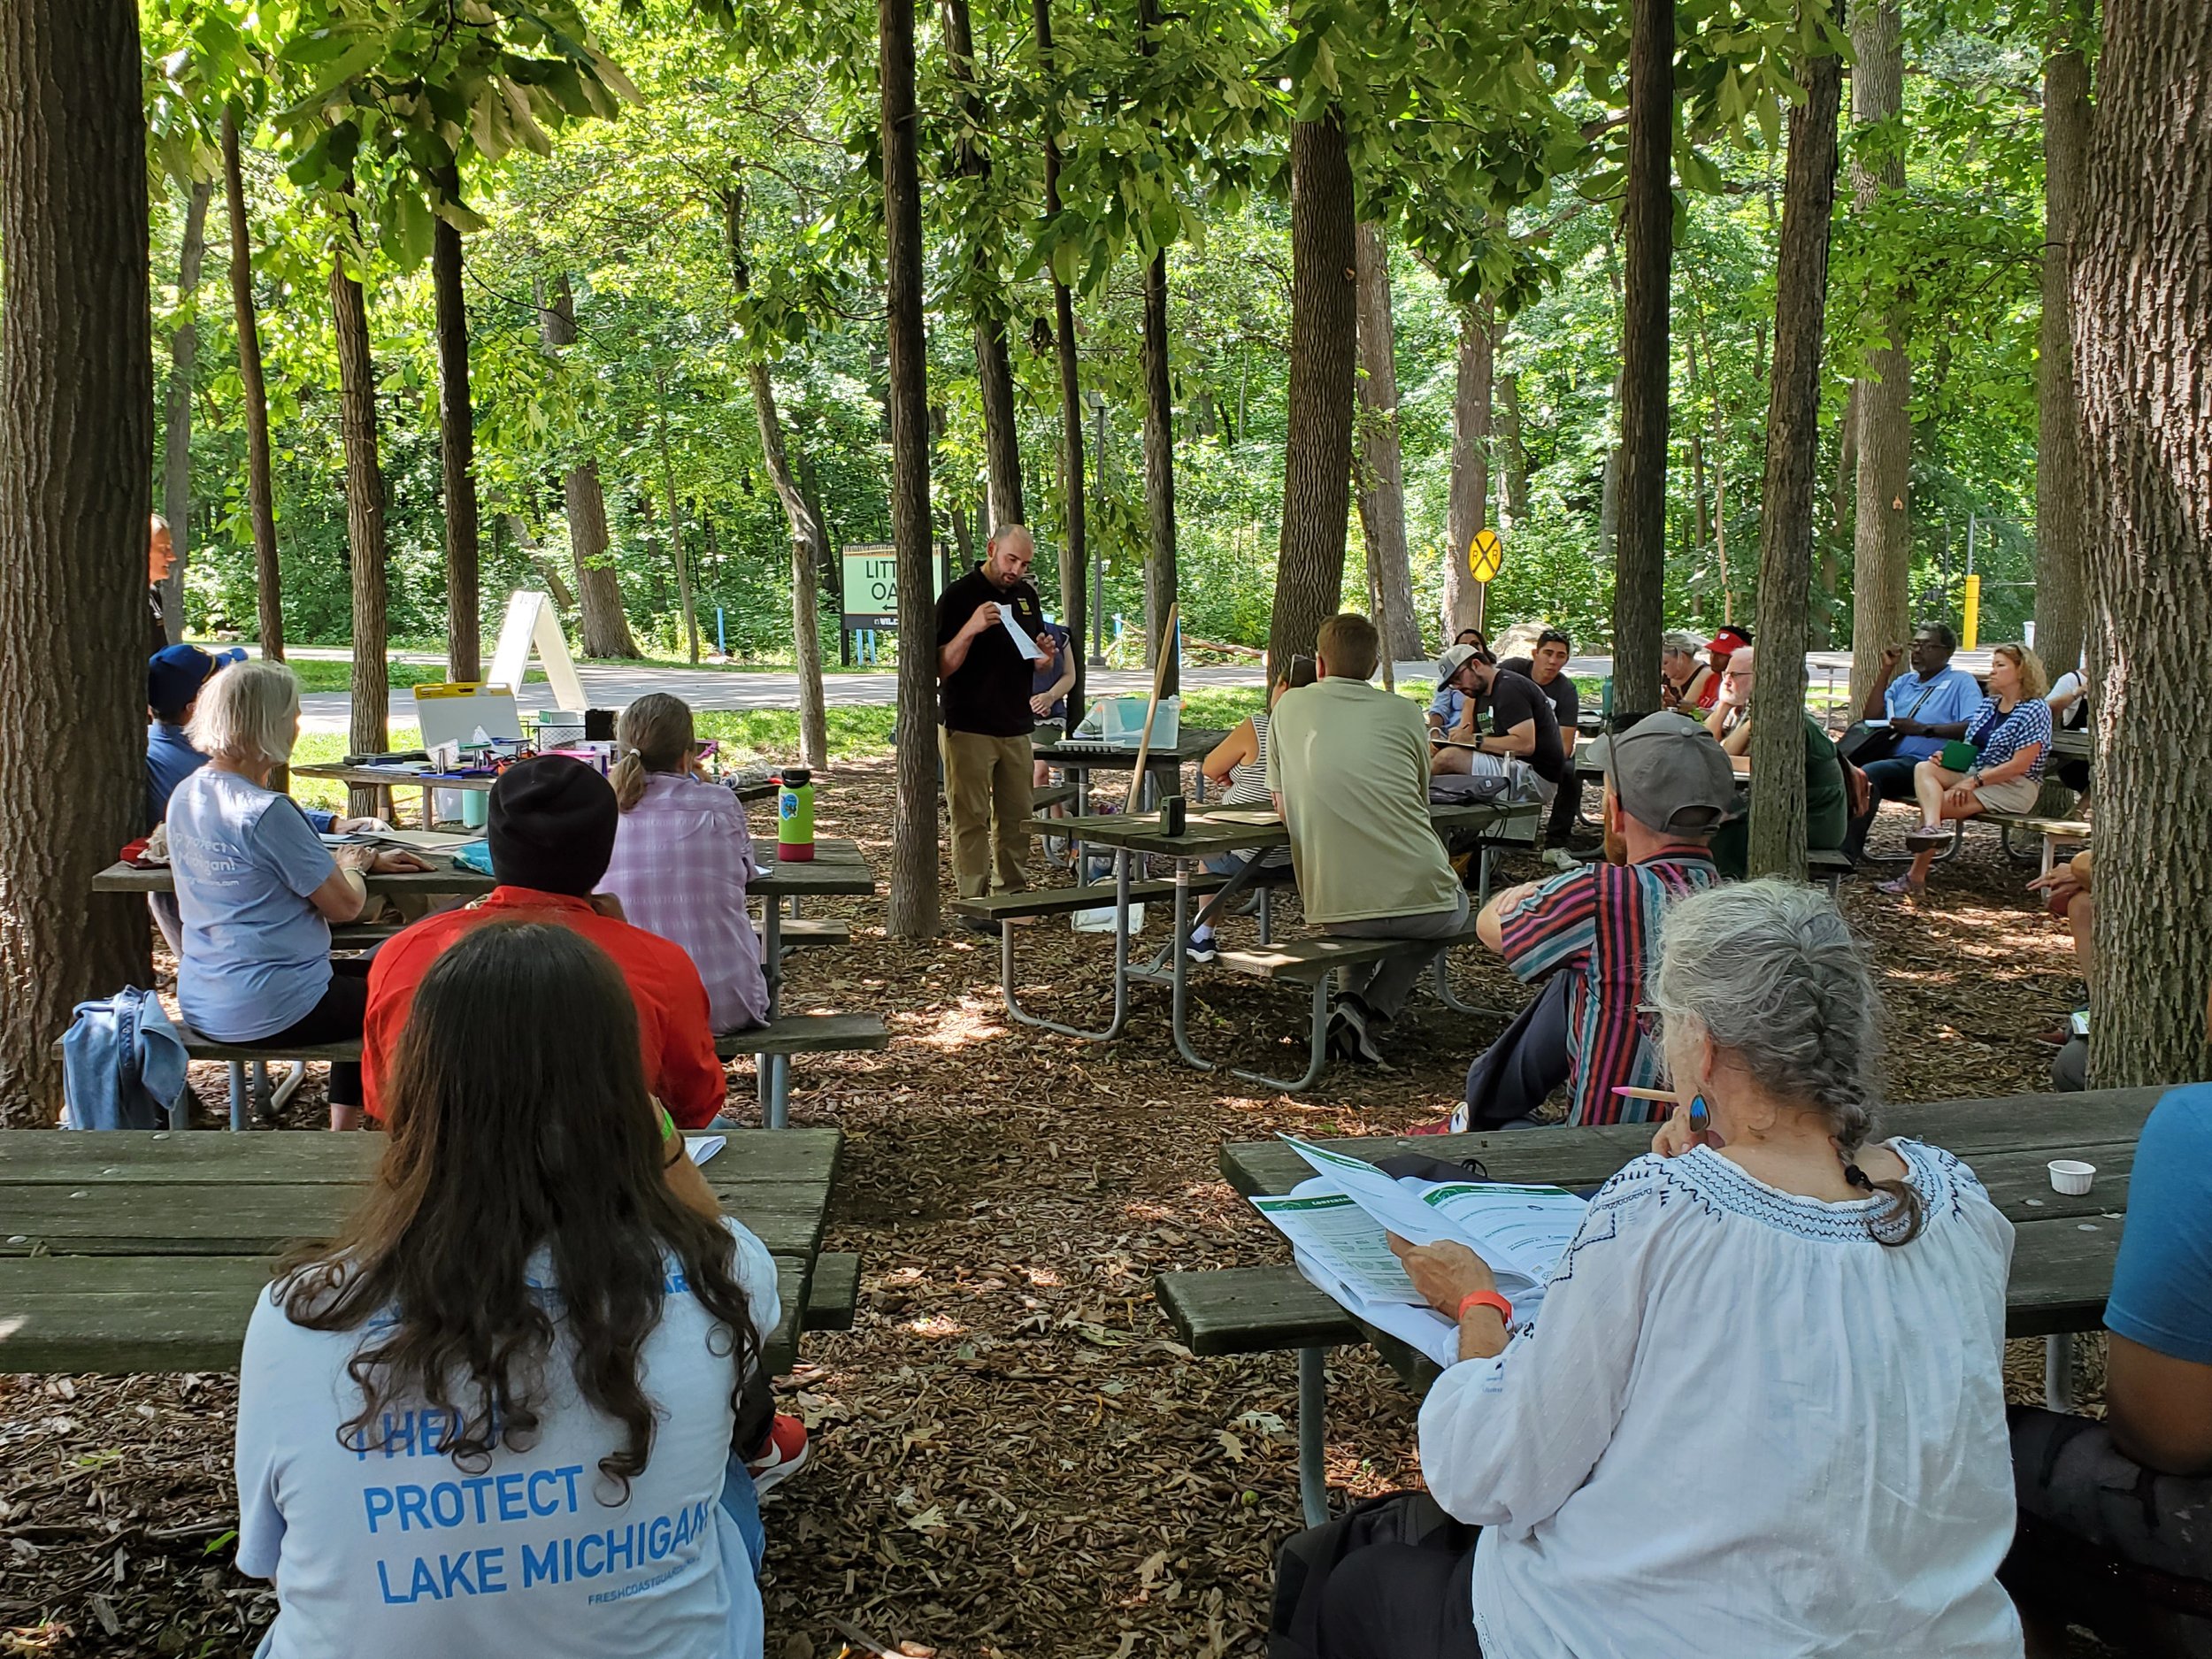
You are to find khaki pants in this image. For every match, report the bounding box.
[941,728,1033,898]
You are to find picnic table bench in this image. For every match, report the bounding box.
[0,1127,854,1378]
[977,801,1535,1079]
[1156,1086,2161,1523]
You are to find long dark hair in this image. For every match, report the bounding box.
[279,922,761,1497]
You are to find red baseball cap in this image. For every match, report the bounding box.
[1707,626,1752,656]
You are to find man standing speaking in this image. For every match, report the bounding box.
[937,525,1056,907]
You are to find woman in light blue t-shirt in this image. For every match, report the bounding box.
[236,923,779,1659]
[165,661,423,1127]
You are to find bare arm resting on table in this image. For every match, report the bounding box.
[1202,718,1258,786]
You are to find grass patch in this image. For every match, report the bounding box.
[695,707,899,764]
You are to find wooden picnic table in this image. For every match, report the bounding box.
[1033,728,1231,813]
[1163,1087,2158,1522]
[293,763,778,829]
[995,801,1536,1066]
[0,1127,845,1376]
[92,837,879,1018]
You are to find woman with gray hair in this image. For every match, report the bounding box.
[165,661,425,1128]
[1275,881,2021,1658]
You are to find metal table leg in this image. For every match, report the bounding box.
[1229,979,1334,1094]
[227,1062,247,1132]
[1171,858,1214,1071]
[2045,1333,2074,1411]
[1298,1348,1329,1527]
[996,851,1133,1041]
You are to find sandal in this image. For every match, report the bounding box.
[1878,874,1924,897]
[1902,825,1952,853]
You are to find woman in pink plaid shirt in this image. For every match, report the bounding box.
[603,695,770,1033]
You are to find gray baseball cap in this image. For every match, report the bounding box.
[1434,642,1481,686]
[1580,711,1739,834]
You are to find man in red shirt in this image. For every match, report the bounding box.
[363,757,728,1126]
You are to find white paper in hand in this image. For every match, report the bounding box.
[684,1135,726,1167]
[999,605,1044,661]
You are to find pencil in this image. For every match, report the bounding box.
[1611,1086,1679,1102]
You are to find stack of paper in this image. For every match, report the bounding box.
[1250,1135,1587,1368]
[685,1135,726,1167]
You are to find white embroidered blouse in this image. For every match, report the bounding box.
[1419,1139,2025,1659]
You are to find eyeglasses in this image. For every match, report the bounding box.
[1723,668,1755,680]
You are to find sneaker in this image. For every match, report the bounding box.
[1187,926,1218,965]
[1542,848,1580,873]
[747,1413,810,1498]
[1334,995,1388,1066]
[1408,1103,1472,1137]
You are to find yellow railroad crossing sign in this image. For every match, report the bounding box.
[1468,527,1505,584]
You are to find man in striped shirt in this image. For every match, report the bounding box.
[1458,713,1736,1130]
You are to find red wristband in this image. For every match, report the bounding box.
[1457,1290,1513,1327]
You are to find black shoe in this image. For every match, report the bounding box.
[1334,996,1389,1066]
[959,916,1000,939]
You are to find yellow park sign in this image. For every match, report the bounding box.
[1468,527,1505,584]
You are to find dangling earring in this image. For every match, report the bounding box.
[1688,1094,1711,1135]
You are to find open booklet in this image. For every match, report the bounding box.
[1250,1135,1588,1369]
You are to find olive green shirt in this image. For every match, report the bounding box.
[1264,678,1462,925]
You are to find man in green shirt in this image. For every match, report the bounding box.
[1267,611,1469,1064]
[1709,708,1850,879]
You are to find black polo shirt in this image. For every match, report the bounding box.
[936,566,1048,736]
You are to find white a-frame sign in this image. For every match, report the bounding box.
[488,588,588,712]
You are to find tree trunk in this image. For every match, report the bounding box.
[159,180,210,645]
[650,360,699,664]
[1267,109,1358,669]
[1612,0,1676,720]
[1353,221,1420,664]
[2074,0,2212,1086]
[431,165,481,681]
[722,180,829,766]
[940,0,1024,532]
[1746,31,1843,881]
[1496,369,1531,526]
[223,109,285,660]
[751,360,829,768]
[538,273,638,659]
[1141,248,1180,695]
[330,236,388,795]
[2035,14,2091,686]
[507,513,575,609]
[1443,303,1494,642]
[883,0,941,936]
[0,0,154,1120]
[1036,0,1086,727]
[1847,0,1913,715]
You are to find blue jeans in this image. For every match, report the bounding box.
[1842,754,1924,859]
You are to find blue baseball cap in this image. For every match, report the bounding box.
[148,644,245,722]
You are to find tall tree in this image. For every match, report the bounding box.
[649,358,700,664]
[2035,4,2092,691]
[1610,0,1677,720]
[329,211,391,799]
[539,274,640,659]
[1134,0,1179,693]
[882,0,941,936]
[1353,220,1421,664]
[1442,302,1494,641]
[1747,12,1844,880]
[0,0,154,1119]
[1845,0,1912,715]
[1034,0,1086,727]
[2074,0,2212,1086]
[1496,369,1531,526]
[222,108,285,660]
[1266,104,1358,668]
[159,180,211,645]
[723,178,830,768]
[941,0,1025,531]
[430,164,482,680]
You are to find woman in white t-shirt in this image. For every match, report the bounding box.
[235,921,780,1659]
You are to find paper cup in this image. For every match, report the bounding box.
[2047,1159,2096,1196]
